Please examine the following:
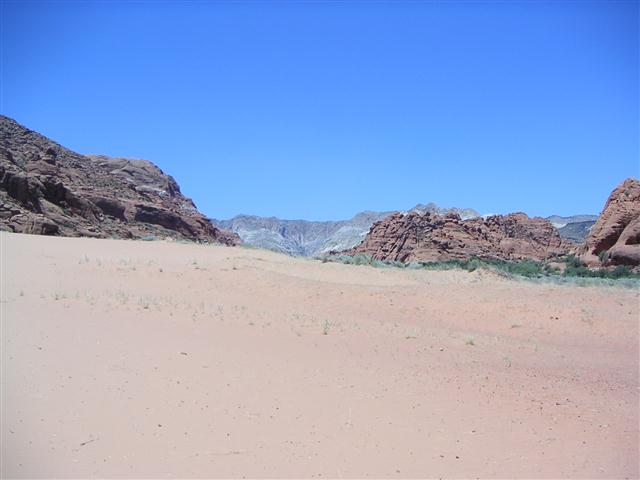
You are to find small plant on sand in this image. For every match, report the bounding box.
[322,319,330,335]
[138,296,151,310]
[465,337,476,346]
[114,290,129,304]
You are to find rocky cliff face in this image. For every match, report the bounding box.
[579,178,640,267]
[348,211,569,263]
[0,115,239,244]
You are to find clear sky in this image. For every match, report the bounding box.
[1,1,638,220]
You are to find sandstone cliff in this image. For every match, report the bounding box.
[579,178,640,267]
[0,115,239,244]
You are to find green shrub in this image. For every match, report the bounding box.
[564,263,639,279]
[350,253,373,265]
[611,265,632,278]
[465,258,483,272]
[505,260,545,277]
[564,254,583,268]
[373,259,393,268]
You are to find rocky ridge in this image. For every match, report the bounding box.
[215,205,596,258]
[579,178,640,267]
[0,115,239,244]
[347,211,569,263]
[213,206,481,257]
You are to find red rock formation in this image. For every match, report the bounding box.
[579,178,640,267]
[348,211,568,263]
[0,115,239,245]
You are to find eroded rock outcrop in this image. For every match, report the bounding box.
[348,211,569,263]
[0,115,239,244]
[579,178,640,266]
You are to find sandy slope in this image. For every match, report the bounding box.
[1,232,638,478]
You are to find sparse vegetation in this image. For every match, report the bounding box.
[327,253,406,269]
[322,253,640,283]
[563,255,638,279]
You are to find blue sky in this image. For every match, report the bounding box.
[2,1,638,220]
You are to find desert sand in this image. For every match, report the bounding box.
[1,231,638,478]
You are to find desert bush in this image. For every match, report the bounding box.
[465,258,484,272]
[563,264,639,279]
[611,265,633,278]
[370,259,390,268]
[351,253,374,265]
[502,260,545,277]
[564,254,584,268]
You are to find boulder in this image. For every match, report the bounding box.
[579,178,640,266]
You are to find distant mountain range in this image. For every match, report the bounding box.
[212,211,392,257]
[546,215,599,228]
[547,215,598,243]
[214,208,597,257]
[213,204,480,257]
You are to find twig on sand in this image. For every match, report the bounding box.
[206,450,247,456]
[80,438,98,447]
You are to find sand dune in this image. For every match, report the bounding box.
[1,232,638,478]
